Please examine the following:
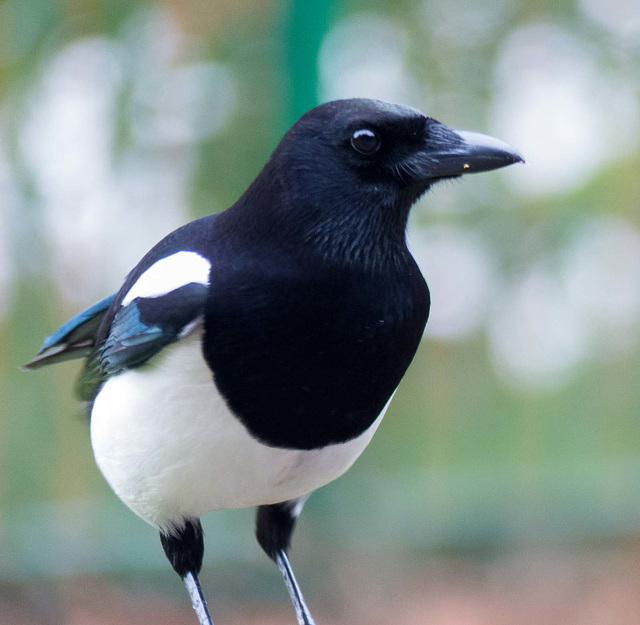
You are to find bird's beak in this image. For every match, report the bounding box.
[418,125,524,179]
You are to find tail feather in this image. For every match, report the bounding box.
[23,294,116,370]
[22,341,93,370]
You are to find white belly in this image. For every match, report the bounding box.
[90,334,388,531]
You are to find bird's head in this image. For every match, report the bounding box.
[245,98,523,265]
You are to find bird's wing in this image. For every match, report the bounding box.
[100,282,208,375]
[23,294,117,370]
[72,282,208,402]
[25,234,215,401]
[98,249,212,376]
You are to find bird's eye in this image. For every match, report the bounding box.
[350,128,381,155]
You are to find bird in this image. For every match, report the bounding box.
[25,98,522,625]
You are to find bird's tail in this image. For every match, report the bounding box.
[23,293,116,370]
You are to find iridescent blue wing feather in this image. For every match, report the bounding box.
[99,282,208,375]
[23,294,116,370]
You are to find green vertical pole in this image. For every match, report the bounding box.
[283,0,338,131]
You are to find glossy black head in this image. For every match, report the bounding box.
[275,98,521,203]
[240,98,522,265]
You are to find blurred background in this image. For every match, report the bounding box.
[1,0,640,623]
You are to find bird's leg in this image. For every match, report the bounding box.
[256,499,315,625]
[275,548,316,625]
[183,570,214,625]
[160,519,215,625]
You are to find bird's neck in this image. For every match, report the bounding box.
[234,161,415,273]
[297,194,412,271]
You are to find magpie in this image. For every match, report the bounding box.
[25,98,522,625]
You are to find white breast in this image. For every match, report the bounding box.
[90,334,389,531]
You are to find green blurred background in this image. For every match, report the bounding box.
[1,0,640,623]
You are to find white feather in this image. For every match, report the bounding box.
[122,251,210,306]
[90,334,390,531]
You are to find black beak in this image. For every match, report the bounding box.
[418,125,524,179]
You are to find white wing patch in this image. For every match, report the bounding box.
[122,251,211,306]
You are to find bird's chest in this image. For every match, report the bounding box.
[203,266,429,450]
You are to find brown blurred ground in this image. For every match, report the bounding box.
[4,543,640,625]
